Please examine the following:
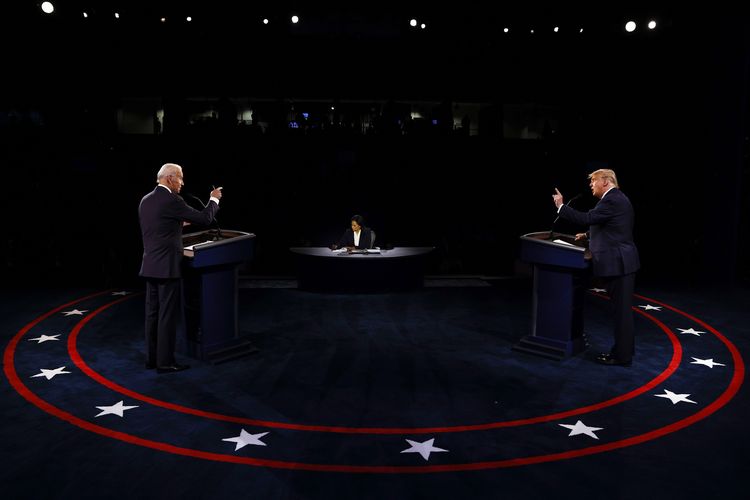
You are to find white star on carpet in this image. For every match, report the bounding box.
[62,309,88,316]
[111,291,132,296]
[558,420,604,439]
[589,288,607,293]
[400,438,449,461]
[31,366,71,380]
[638,304,662,311]
[28,334,61,343]
[677,328,705,336]
[95,400,139,417]
[654,389,697,405]
[690,357,726,368]
[222,429,269,451]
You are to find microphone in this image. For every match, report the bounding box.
[210,185,223,240]
[183,192,206,208]
[550,193,582,239]
[183,191,222,240]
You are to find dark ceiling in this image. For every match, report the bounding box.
[0,3,737,100]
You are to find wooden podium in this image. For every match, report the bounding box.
[514,231,591,360]
[180,229,256,363]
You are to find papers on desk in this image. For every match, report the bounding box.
[331,248,382,254]
[184,240,214,251]
[553,239,575,246]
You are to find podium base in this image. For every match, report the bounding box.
[207,340,259,365]
[185,339,259,364]
[512,334,588,360]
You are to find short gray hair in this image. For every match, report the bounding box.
[157,163,182,182]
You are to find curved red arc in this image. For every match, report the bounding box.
[3,290,744,473]
[67,301,681,433]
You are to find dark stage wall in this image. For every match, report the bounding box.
[1,6,747,287]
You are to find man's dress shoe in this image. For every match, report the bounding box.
[595,353,632,367]
[156,363,190,374]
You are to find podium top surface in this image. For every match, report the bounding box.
[183,229,255,256]
[290,247,434,259]
[521,231,587,253]
[520,231,591,269]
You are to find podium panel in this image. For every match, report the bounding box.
[181,229,256,363]
[514,231,591,360]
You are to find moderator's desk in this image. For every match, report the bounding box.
[290,247,434,292]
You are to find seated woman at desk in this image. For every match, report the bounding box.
[332,215,373,250]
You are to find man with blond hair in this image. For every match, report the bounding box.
[552,167,640,366]
[138,163,223,373]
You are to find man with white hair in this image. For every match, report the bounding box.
[552,167,640,367]
[138,163,223,373]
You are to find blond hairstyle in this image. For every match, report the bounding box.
[588,168,619,188]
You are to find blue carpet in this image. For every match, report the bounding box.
[1,281,748,499]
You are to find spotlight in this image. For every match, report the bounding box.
[503,27,509,33]
[115,13,120,19]
[410,19,417,27]
[161,17,166,23]
[648,20,657,30]
[553,26,559,32]
[331,106,335,110]
[41,2,54,14]
[420,23,426,29]
[263,18,269,25]
[530,29,534,34]
[579,28,584,33]
[83,12,88,18]
[625,21,636,32]
[186,16,192,22]
[291,15,299,24]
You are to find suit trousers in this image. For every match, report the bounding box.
[145,277,182,366]
[602,272,636,362]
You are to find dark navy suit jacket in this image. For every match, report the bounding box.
[338,228,373,249]
[139,185,219,278]
[559,188,640,277]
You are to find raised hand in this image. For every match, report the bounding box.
[552,187,564,208]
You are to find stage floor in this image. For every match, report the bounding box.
[2,279,748,498]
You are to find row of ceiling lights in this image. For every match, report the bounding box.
[39,3,657,32]
[39,2,296,24]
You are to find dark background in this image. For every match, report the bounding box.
[1,2,748,288]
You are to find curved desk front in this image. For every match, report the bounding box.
[289,247,434,292]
